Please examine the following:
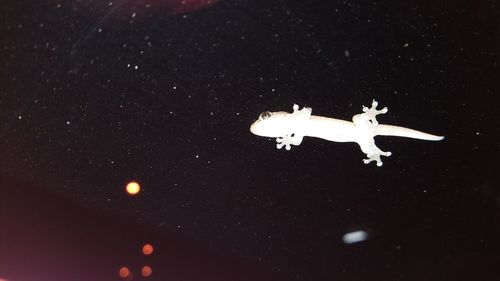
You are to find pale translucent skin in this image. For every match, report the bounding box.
[250,100,444,166]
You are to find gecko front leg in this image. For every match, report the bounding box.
[276,133,304,150]
[275,104,310,150]
[291,103,312,119]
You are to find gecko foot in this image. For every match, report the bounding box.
[276,133,303,150]
[292,103,312,118]
[363,149,392,167]
[276,136,292,150]
[362,99,388,126]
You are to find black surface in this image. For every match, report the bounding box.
[1,0,499,280]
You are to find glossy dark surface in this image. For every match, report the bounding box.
[1,1,499,280]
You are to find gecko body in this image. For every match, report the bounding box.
[250,100,443,166]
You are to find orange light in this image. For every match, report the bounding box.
[142,243,154,255]
[141,265,152,277]
[126,181,141,195]
[118,266,131,278]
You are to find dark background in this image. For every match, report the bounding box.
[1,0,499,280]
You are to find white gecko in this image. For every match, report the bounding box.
[250,100,444,166]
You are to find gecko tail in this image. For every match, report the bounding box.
[375,124,444,141]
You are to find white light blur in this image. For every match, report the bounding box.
[342,230,368,244]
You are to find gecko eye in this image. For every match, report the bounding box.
[260,111,272,120]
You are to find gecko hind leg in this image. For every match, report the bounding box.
[363,149,392,167]
[362,99,388,126]
[359,138,392,167]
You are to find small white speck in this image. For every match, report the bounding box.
[66,121,70,125]
[134,65,138,69]
[173,86,177,90]
[403,43,409,48]
[127,63,131,67]
[98,28,102,32]
[18,115,22,120]
[195,154,199,158]
[131,12,136,18]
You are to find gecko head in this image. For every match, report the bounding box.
[250,111,290,137]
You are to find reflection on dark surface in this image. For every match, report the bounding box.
[1,174,500,280]
[161,0,220,14]
[110,0,221,15]
[0,175,284,281]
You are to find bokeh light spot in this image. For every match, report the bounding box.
[141,265,152,277]
[142,243,154,255]
[126,181,141,195]
[118,266,131,278]
[342,230,368,244]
